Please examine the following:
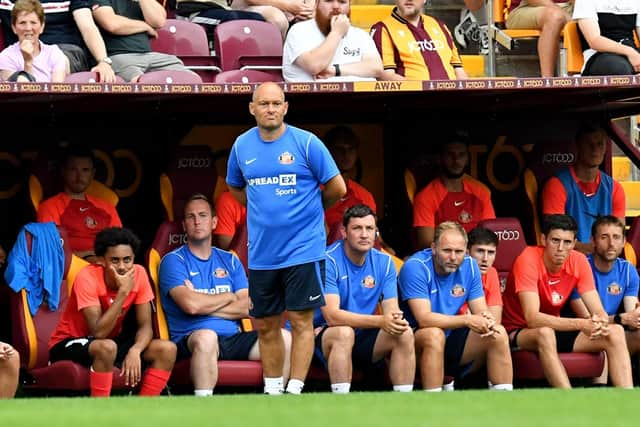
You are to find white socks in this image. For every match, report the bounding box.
[194,389,213,397]
[393,384,414,392]
[331,383,351,394]
[286,379,305,395]
[489,382,513,391]
[264,377,284,395]
[424,387,442,392]
[443,380,455,391]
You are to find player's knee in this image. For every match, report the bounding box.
[332,326,355,345]
[91,339,117,362]
[606,324,627,348]
[396,328,415,349]
[415,327,445,351]
[493,325,509,346]
[154,339,177,363]
[535,327,557,351]
[190,330,219,355]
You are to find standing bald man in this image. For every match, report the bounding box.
[226,82,346,394]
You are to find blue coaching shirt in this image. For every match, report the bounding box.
[570,255,639,316]
[158,245,248,342]
[398,249,484,336]
[314,240,398,327]
[226,125,340,270]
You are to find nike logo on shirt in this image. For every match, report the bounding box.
[79,207,89,212]
[548,279,560,285]
[245,158,257,165]
[454,201,465,207]
[189,271,199,276]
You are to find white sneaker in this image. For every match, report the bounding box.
[453,7,478,49]
[479,25,490,55]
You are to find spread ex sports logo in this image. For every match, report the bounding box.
[247,174,298,196]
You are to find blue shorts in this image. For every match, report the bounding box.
[176,331,259,361]
[249,260,326,318]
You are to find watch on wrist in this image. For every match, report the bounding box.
[100,56,113,65]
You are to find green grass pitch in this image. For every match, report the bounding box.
[1,388,638,427]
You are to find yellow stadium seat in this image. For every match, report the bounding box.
[562,21,583,75]
[612,156,632,182]
[350,4,393,32]
[404,168,416,204]
[461,55,486,78]
[620,181,640,218]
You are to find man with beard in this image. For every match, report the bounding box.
[399,221,513,392]
[542,124,625,254]
[226,83,346,394]
[502,214,633,389]
[37,144,122,263]
[413,131,495,250]
[371,0,468,80]
[570,216,640,379]
[282,0,383,82]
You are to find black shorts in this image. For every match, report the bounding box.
[49,333,138,368]
[509,328,579,353]
[314,327,381,369]
[444,327,473,378]
[59,44,94,73]
[249,260,326,318]
[176,331,258,361]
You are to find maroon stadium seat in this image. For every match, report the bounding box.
[8,225,127,393]
[213,19,283,80]
[146,221,263,389]
[214,69,280,84]
[477,217,527,291]
[150,18,221,82]
[228,220,248,273]
[160,145,218,222]
[64,72,126,83]
[137,70,203,84]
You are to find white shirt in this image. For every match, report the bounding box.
[282,19,379,82]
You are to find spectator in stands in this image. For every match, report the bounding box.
[159,193,291,396]
[505,0,571,77]
[501,214,633,389]
[231,0,314,40]
[454,0,490,55]
[37,144,122,263]
[0,0,67,82]
[413,131,495,250]
[463,226,502,322]
[282,0,383,82]
[573,0,640,76]
[174,0,266,41]
[399,221,513,392]
[371,0,468,81]
[315,205,415,394]
[90,0,196,82]
[48,227,177,397]
[0,341,19,398]
[541,123,625,254]
[226,82,346,394]
[0,0,117,81]
[571,216,640,375]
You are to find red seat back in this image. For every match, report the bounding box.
[160,145,218,222]
[213,19,283,80]
[228,220,248,272]
[626,216,640,265]
[137,70,203,84]
[478,217,527,290]
[150,19,220,82]
[214,69,280,83]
